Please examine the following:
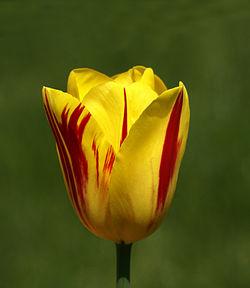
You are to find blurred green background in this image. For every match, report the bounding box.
[0,0,249,287]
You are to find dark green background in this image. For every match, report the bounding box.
[0,0,249,287]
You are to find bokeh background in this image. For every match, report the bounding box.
[0,0,249,287]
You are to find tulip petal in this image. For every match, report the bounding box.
[82,80,158,152]
[134,66,167,94]
[67,68,111,101]
[112,66,167,95]
[108,82,190,243]
[42,87,119,242]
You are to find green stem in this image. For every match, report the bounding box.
[116,242,132,288]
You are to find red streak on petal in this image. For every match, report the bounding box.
[103,146,116,175]
[156,89,183,212]
[65,105,91,184]
[96,150,99,187]
[60,105,91,215]
[43,89,91,229]
[92,140,99,188]
[120,88,128,146]
[43,96,74,204]
[92,139,96,153]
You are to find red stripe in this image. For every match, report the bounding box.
[44,96,82,219]
[103,146,115,175]
[66,105,90,183]
[44,95,74,203]
[60,105,91,205]
[156,89,183,212]
[96,149,99,188]
[120,88,128,146]
[92,140,99,188]
[43,89,91,229]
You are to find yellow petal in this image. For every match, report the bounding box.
[133,66,167,95]
[81,81,125,152]
[112,66,167,95]
[154,73,168,95]
[109,83,190,243]
[67,68,111,101]
[82,80,158,152]
[42,87,119,242]
[112,70,134,86]
[125,82,158,130]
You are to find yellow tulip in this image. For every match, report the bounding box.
[42,66,190,244]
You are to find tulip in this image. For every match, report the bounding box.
[42,66,190,287]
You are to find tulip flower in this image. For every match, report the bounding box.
[42,66,190,287]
